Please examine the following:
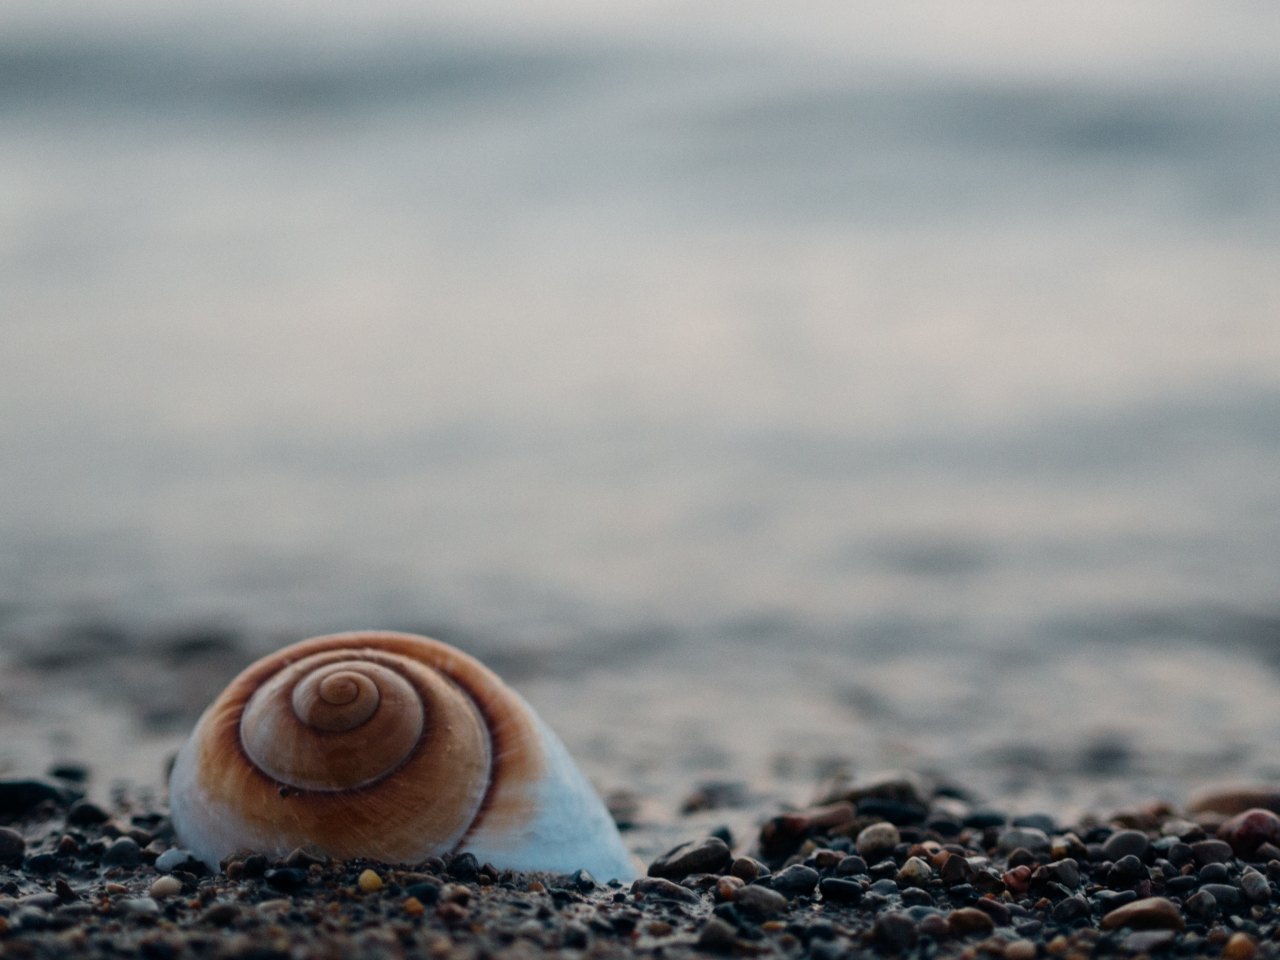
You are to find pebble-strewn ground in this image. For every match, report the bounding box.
[5,771,1280,959]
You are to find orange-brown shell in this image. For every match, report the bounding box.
[180,631,543,861]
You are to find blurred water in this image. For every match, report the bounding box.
[1,1,1279,821]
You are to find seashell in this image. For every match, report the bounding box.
[169,631,636,879]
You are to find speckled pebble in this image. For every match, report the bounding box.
[147,876,183,899]
[855,822,900,861]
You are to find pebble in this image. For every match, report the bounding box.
[697,917,738,951]
[1183,888,1218,922]
[0,779,71,817]
[119,898,160,918]
[1102,829,1149,861]
[1218,808,1280,859]
[1098,896,1185,931]
[102,837,141,867]
[895,856,933,888]
[871,911,918,951]
[1191,839,1234,865]
[1241,868,1271,903]
[0,827,25,865]
[647,837,731,879]
[153,848,201,873]
[729,856,768,882]
[767,864,819,897]
[947,907,995,936]
[630,877,700,905]
[1223,931,1259,960]
[999,827,1050,855]
[817,877,863,903]
[733,885,788,916]
[65,799,110,826]
[855,822,901,861]
[357,869,383,893]
[1188,787,1280,817]
[148,876,183,900]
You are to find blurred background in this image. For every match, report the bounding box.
[2,1,1279,833]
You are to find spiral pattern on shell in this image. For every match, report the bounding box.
[169,632,551,866]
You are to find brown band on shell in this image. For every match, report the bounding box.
[191,631,545,863]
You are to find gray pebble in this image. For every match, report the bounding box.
[154,848,200,873]
[1103,829,1150,861]
[734,884,787,916]
[872,911,918,951]
[769,864,819,897]
[630,877,701,905]
[697,917,737,951]
[1241,869,1271,903]
[999,827,1049,854]
[1184,889,1218,922]
[818,877,863,903]
[895,856,933,888]
[648,837,731,879]
[1190,839,1233,865]
[119,897,160,917]
[102,836,141,867]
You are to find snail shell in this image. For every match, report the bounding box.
[168,631,636,880]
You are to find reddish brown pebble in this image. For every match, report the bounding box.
[1188,787,1280,817]
[948,907,996,936]
[1217,808,1280,858]
[1006,939,1038,960]
[715,876,743,901]
[1099,897,1185,931]
[403,897,425,917]
[1223,932,1258,960]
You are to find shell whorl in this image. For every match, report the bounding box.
[171,632,541,864]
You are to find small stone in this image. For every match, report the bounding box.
[1191,840,1234,865]
[697,918,738,952]
[357,869,383,893]
[999,827,1050,855]
[856,822,901,861]
[758,802,856,859]
[1217,809,1280,859]
[836,855,868,876]
[0,827,25,865]
[1223,931,1258,960]
[818,877,863,903]
[1188,787,1280,817]
[734,884,787,916]
[630,877,700,904]
[568,868,596,892]
[283,847,327,869]
[102,836,142,867]
[154,849,201,874]
[1050,895,1090,923]
[729,856,768,882]
[872,912,918,952]
[715,876,743,901]
[948,907,995,936]
[446,852,479,880]
[895,856,933,888]
[148,876,183,900]
[1123,930,1176,953]
[647,837,732,879]
[1183,889,1218,922]
[199,902,240,926]
[768,863,819,897]
[1240,868,1270,903]
[1102,829,1150,861]
[1005,940,1037,960]
[120,897,160,918]
[1099,896,1185,931]
[66,799,110,826]
[0,779,72,817]
[263,868,307,892]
